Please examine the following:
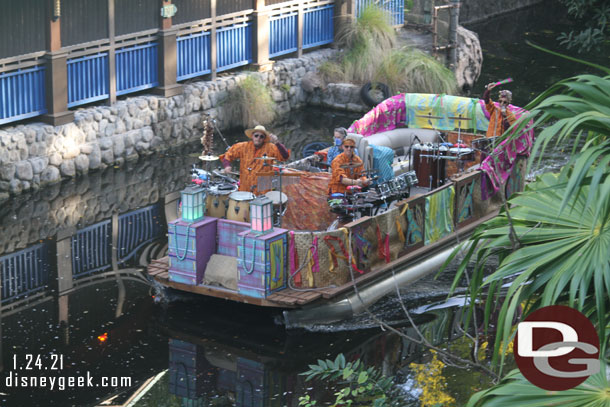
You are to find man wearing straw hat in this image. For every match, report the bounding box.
[329,138,371,194]
[484,82,517,138]
[221,125,290,194]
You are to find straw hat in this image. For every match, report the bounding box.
[245,125,271,142]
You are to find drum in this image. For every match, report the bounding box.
[205,183,236,218]
[226,191,255,222]
[264,191,288,206]
[390,179,402,194]
[446,147,475,177]
[378,182,391,197]
[265,191,288,224]
[449,147,474,161]
[412,144,446,188]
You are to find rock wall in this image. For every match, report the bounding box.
[459,0,545,24]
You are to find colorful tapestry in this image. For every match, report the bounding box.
[348,94,492,136]
[347,94,406,136]
[425,186,455,245]
[480,127,533,200]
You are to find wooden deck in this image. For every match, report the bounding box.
[148,257,324,308]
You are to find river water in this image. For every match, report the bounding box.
[0,2,604,406]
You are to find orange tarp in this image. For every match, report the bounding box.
[280,170,336,231]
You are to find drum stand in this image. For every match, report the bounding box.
[257,162,300,227]
[447,115,474,174]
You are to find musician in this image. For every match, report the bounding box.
[484,82,517,138]
[329,138,371,194]
[327,127,359,165]
[221,125,290,194]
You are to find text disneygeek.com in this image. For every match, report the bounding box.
[5,371,132,391]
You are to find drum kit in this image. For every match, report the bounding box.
[328,170,418,220]
[189,154,293,225]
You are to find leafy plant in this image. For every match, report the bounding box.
[440,50,610,376]
[375,48,457,94]
[321,5,457,95]
[448,170,610,367]
[557,0,609,52]
[466,364,610,407]
[299,353,403,406]
[226,74,275,127]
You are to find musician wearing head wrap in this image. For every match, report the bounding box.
[483,82,517,138]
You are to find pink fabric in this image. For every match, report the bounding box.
[480,114,534,200]
[347,95,406,136]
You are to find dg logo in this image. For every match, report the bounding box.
[514,305,600,390]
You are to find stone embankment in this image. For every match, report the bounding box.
[0,26,483,200]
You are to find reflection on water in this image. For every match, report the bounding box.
[0,3,599,401]
[133,299,485,407]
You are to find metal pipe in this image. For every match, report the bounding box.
[283,242,464,328]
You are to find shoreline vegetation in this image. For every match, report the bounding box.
[320,6,457,96]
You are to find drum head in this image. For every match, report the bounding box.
[264,191,288,204]
[229,191,255,201]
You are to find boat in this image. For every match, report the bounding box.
[146,93,534,328]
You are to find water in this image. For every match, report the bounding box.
[0,3,601,405]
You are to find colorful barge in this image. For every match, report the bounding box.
[147,93,533,328]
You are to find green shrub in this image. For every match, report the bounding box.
[227,75,275,128]
[322,5,457,95]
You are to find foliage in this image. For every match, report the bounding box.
[336,5,396,52]
[375,48,457,94]
[320,5,457,95]
[409,350,456,407]
[226,74,275,128]
[466,364,610,407]
[449,171,610,366]
[557,0,609,52]
[298,353,403,406]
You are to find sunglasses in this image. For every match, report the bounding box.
[253,133,266,139]
[344,146,355,149]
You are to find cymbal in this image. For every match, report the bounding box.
[415,114,445,119]
[447,116,473,121]
[199,154,219,161]
[340,163,363,169]
[254,155,276,160]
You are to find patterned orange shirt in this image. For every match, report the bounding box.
[485,99,517,138]
[329,152,365,194]
[221,141,289,194]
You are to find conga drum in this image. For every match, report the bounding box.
[227,191,255,222]
[412,144,446,188]
[205,184,236,218]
